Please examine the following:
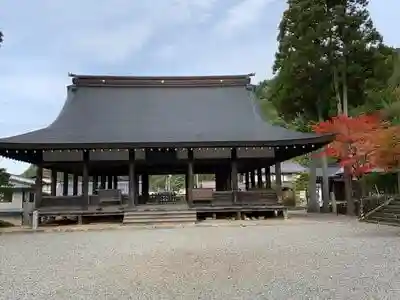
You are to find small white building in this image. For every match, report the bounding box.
[0,174,50,216]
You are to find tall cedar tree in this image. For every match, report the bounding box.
[0,32,6,187]
[271,0,333,122]
[271,0,389,122]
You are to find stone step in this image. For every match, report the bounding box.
[363,199,400,227]
[123,217,196,225]
[369,216,400,223]
[382,204,400,208]
[381,208,400,214]
[364,219,400,227]
[368,215,400,223]
[123,217,196,224]
[124,214,196,220]
[123,210,197,225]
[370,211,400,218]
[125,210,195,216]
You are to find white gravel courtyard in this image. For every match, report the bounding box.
[1,215,400,300]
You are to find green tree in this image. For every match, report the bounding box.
[255,79,287,126]
[22,165,37,177]
[0,168,10,186]
[270,0,337,213]
[271,0,335,122]
[271,0,388,121]
[0,168,13,206]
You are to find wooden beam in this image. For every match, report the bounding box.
[73,175,78,196]
[128,150,136,207]
[62,172,69,196]
[35,163,43,209]
[187,149,194,204]
[82,151,89,205]
[50,170,57,196]
[231,148,238,203]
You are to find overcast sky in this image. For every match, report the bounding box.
[0,0,398,174]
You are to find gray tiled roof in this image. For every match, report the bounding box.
[0,75,332,148]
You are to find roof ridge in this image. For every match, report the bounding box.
[69,73,255,80]
[69,73,254,88]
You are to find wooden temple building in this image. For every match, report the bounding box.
[0,74,332,226]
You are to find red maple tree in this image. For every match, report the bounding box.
[369,125,400,171]
[313,114,390,177]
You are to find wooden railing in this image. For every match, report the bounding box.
[40,195,85,209]
[237,190,279,205]
[97,189,122,205]
[147,192,182,204]
[192,189,280,206]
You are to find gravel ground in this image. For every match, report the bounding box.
[1,216,400,300]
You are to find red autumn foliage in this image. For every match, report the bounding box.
[313,114,393,177]
[369,125,400,171]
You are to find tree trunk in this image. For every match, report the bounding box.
[342,57,349,116]
[397,171,400,194]
[360,176,367,198]
[340,55,355,215]
[318,110,330,213]
[344,167,354,215]
[333,66,343,115]
[307,154,320,213]
[321,154,330,213]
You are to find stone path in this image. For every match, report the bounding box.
[1,214,399,299]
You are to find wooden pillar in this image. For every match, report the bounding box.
[231,148,238,203]
[35,163,43,209]
[107,175,113,189]
[257,168,263,188]
[187,149,194,204]
[250,170,256,189]
[142,173,149,203]
[92,175,98,194]
[135,174,140,204]
[128,149,136,207]
[264,167,271,189]
[51,169,57,196]
[321,152,330,213]
[308,156,319,212]
[113,176,118,190]
[245,172,250,191]
[62,172,69,196]
[275,162,282,202]
[225,170,231,190]
[215,170,224,191]
[100,175,106,190]
[82,150,89,205]
[185,173,189,199]
[73,175,79,196]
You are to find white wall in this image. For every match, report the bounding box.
[0,191,23,211]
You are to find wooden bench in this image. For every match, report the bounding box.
[238,189,279,206]
[98,189,122,205]
[212,191,233,206]
[40,195,85,208]
[192,188,214,205]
